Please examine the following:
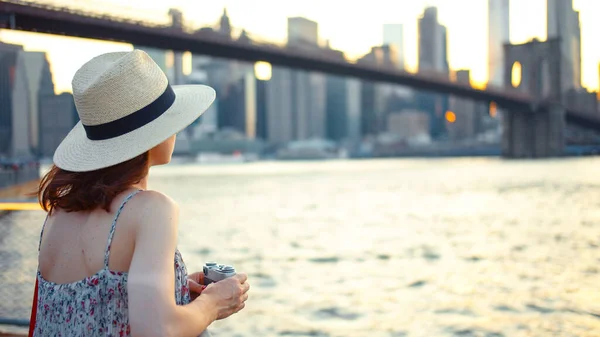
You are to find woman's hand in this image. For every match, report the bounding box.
[188,272,206,301]
[196,273,250,320]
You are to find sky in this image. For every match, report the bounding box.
[0,0,598,94]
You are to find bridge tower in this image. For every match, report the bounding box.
[502,38,565,158]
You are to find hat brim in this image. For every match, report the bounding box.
[53,84,216,172]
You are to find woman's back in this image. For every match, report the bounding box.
[30,50,250,337]
[34,190,191,336]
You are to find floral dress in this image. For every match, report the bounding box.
[32,190,192,336]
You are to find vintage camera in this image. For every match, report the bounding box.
[202,262,236,284]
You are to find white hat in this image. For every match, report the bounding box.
[53,50,216,172]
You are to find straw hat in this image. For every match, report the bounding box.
[53,50,215,172]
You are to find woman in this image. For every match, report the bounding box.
[32,50,249,336]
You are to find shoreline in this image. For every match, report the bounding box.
[0,179,39,201]
[0,179,40,216]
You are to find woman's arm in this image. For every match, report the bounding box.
[127,190,217,337]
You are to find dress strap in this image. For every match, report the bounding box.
[103,189,142,268]
[37,213,49,252]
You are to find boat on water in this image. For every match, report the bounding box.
[275,139,347,160]
[195,151,259,164]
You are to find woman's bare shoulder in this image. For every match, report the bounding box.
[132,190,178,207]
[127,190,180,231]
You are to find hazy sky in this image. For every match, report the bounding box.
[0,0,598,93]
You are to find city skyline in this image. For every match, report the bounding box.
[0,0,598,93]
[488,0,510,87]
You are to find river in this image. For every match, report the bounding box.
[1,158,599,336]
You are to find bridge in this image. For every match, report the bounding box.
[1,0,599,158]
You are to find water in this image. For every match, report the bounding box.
[1,158,600,337]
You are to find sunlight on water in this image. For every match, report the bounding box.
[2,158,600,336]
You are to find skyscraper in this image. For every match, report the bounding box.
[448,70,477,140]
[357,46,398,136]
[289,70,326,140]
[243,71,257,139]
[265,67,293,145]
[11,51,32,157]
[214,69,257,139]
[326,75,348,142]
[418,7,448,74]
[39,93,77,158]
[219,8,232,38]
[286,17,326,141]
[440,25,449,73]
[168,8,185,85]
[326,76,362,143]
[417,6,450,139]
[22,51,54,155]
[488,0,510,88]
[287,17,319,46]
[547,0,581,91]
[186,68,218,133]
[346,78,362,142]
[255,78,268,141]
[0,43,56,158]
[0,42,24,157]
[383,24,405,70]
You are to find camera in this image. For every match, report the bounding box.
[202,262,236,284]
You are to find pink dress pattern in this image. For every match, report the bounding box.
[32,190,191,336]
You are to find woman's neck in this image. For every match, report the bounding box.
[132,175,149,190]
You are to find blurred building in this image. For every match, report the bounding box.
[212,71,259,141]
[415,90,449,140]
[243,71,257,139]
[288,70,326,140]
[39,93,77,158]
[418,7,448,73]
[547,0,581,92]
[193,54,250,136]
[255,77,268,141]
[448,70,477,140]
[286,17,327,141]
[346,79,362,142]
[357,46,398,137]
[417,6,450,139]
[186,70,218,134]
[488,0,510,88]
[197,57,231,96]
[218,76,246,135]
[265,66,293,145]
[287,17,319,46]
[307,72,327,139]
[475,100,500,138]
[359,45,398,69]
[190,8,242,92]
[168,8,185,85]
[0,42,27,158]
[0,43,56,159]
[387,110,430,142]
[191,128,264,155]
[382,24,405,70]
[22,51,55,155]
[218,8,232,39]
[326,75,362,143]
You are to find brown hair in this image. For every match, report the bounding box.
[37,152,149,214]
